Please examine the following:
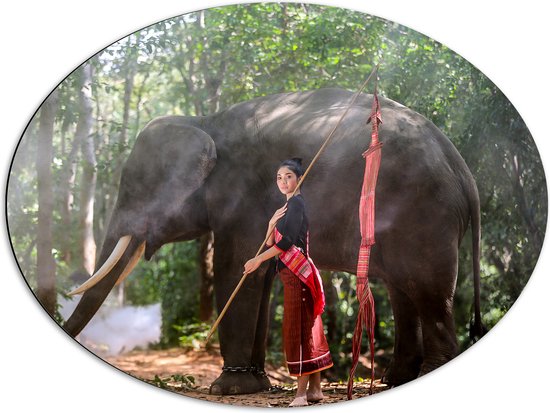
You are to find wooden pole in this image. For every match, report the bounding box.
[204,64,380,344]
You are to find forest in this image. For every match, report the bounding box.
[6,2,547,381]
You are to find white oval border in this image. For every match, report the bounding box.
[2,1,548,412]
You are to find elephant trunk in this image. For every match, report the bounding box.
[62,234,144,338]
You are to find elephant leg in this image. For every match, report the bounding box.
[417,286,458,375]
[382,282,423,386]
[209,236,268,395]
[250,259,277,390]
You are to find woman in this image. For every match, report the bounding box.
[243,158,333,407]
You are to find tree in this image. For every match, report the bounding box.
[76,62,97,276]
[36,89,59,316]
[58,77,81,266]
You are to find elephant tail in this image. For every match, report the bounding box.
[469,184,487,342]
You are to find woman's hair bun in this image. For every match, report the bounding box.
[278,157,304,177]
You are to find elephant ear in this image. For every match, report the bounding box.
[159,123,217,191]
[121,120,217,203]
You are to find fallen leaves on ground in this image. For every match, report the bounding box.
[104,345,389,407]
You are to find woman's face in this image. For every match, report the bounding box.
[276,166,299,195]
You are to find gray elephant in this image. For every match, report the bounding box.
[63,87,483,395]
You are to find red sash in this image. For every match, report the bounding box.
[274,227,325,317]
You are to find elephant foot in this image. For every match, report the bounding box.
[418,360,445,378]
[209,369,271,395]
[381,360,421,387]
[253,371,272,391]
[418,352,456,378]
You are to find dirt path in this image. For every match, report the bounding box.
[104,345,389,407]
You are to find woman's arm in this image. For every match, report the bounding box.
[243,246,281,275]
[243,200,300,275]
[265,224,276,247]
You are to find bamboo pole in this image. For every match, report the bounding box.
[204,64,380,344]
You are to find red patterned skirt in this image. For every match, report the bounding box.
[279,267,333,376]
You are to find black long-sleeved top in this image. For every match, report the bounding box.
[274,194,308,269]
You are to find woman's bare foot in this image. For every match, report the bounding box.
[289,395,309,407]
[289,375,309,407]
[306,372,324,402]
[306,389,324,402]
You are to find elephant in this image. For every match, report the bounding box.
[63,87,484,395]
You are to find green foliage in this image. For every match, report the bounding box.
[147,374,196,390]
[130,241,202,347]
[174,322,211,349]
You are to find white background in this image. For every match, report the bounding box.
[1,1,548,411]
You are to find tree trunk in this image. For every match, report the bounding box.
[198,232,215,321]
[510,151,543,251]
[119,32,141,154]
[133,66,151,136]
[76,63,97,275]
[60,122,80,265]
[36,89,59,317]
[93,87,109,251]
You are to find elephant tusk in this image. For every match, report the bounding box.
[68,235,133,296]
[115,241,145,287]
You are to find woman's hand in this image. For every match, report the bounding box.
[269,204,287,227]
[243,257,262,275]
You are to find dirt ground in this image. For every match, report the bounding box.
[104,345,390,407]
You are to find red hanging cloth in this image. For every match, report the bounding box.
[347,91,383,400]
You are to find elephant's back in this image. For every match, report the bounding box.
[214,87,457,167]
[207,89,476,272]
[211,87,474,217]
